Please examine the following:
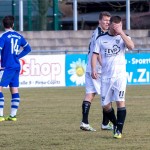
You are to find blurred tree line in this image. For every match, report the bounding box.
[0,0,60,31]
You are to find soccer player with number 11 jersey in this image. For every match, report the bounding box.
[92,16,134,138]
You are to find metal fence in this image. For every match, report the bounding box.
[29,48,150,55]
[0,0,59,31]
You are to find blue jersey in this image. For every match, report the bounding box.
[0,30,31,69]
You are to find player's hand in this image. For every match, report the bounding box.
[112,22,123,35]
[91,70,98,79]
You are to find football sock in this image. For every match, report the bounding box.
[117,107,126,133]
[82,100,91,124]
[102,109,109,125]
[105,107,117,126]
[0,92,4,116]
[10,93,20,117]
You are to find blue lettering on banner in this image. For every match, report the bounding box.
[126,53,150,85]
[65,53,150,86]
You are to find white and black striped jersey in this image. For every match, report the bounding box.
[86,27,106,73]
[93,32,130,78]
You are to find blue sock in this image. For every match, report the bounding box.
[0,92,4,116]
[10,93,20,117]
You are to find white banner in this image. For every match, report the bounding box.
[19,55,65,87]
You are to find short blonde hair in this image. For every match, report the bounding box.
[99,11,111,20]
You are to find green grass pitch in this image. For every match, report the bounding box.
[0,85,150,150]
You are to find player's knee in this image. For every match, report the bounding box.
[102,103,112,111]
[116,101,125,108]
[84,93,95,102]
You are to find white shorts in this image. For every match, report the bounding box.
[85,72,101,95]
[101,76,127,106]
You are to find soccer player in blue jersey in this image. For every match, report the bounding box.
[0,16,31,121]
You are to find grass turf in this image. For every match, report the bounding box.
[0,85,150,150]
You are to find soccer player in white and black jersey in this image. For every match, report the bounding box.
[80,12,113,131]
[91,16,134,138]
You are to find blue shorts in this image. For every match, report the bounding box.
[0,68,20,87]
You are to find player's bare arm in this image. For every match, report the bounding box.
[91,53,99,79]
[113,23,134,50]
[97,54,102,66]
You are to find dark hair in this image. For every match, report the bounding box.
[99,11,111,20]
[2,16,14,28]
[110,16,122,24]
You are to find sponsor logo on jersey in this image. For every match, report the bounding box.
[105,45,120,57]
[116,39,120,44]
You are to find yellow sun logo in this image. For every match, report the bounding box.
[76,66,85,77]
